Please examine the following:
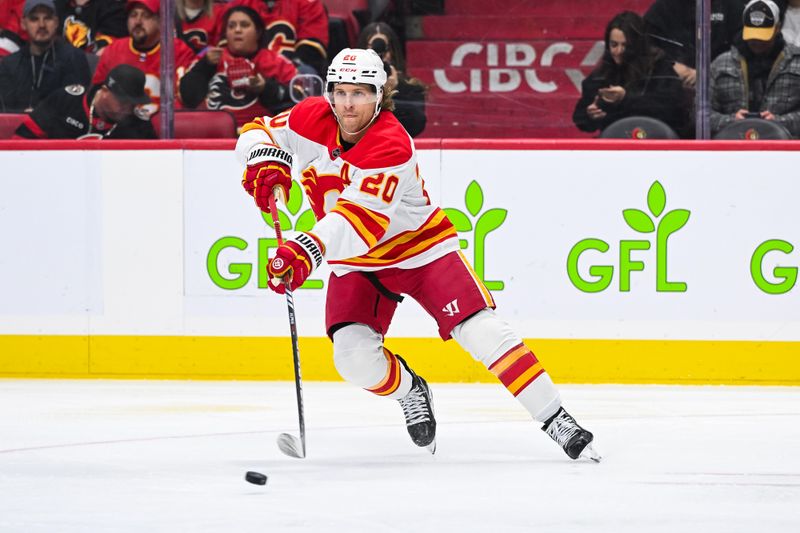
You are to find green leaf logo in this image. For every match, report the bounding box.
[465,180,483,217]
[295,209,317,233]
[286,181,304,215]
[647,181,666,217]
[261,181,304,230]
[623,208,655,233]
[443,208,472,232]
[444,180,506,290]
[660,209,690,234]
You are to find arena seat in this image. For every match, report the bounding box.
[600,116,680,140]
[713,118,793,140]
[0,113,25,139]
[152,110,238,139]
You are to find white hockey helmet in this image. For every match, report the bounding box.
[326,48,388,94]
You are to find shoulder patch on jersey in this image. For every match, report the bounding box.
[65,84,86,96]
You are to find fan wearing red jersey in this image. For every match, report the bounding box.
[177,0,226,52]
[179,4,297,128]
[92,0,197,117]
[235,49,601,462]
[222,0,328,76]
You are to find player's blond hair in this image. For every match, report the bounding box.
[380,87,397,112]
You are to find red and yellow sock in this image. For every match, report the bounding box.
[488,343,545,397]
[366,348,404,397]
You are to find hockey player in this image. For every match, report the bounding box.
[235,48,600,461]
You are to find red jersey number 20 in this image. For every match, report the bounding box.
[360,173,399,203]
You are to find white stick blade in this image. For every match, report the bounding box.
[277,433,305,458]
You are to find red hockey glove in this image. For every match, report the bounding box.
[267,232,325,293]
[242,143,293,212]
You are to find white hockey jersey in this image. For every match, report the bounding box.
[235,97,459,275]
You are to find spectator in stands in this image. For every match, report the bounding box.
[0,0,91,113]
[91,0,196,116]
[56,0,128,55]
[711,0,800,137]
[644,0,749,88]
[782,0,800,45]
[572,11,690,137]
[14,63,156,139]
[224,0,329,76]
[357,21,427,137]
[179,4,296,128]
[176,0,225,53]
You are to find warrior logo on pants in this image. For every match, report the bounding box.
[442,299,460,317]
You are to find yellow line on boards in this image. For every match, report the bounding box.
[0,335,798,385]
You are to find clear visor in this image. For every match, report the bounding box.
[328,84,380,106]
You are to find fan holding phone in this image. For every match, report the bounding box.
[711,1,800,138]
[572,11,691,137]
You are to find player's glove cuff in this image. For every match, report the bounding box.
[246,143,293,168]
[292,232,325,271]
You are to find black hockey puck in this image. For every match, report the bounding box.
[245,471,268,485]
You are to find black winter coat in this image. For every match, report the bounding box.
[572,56,691,136]
[644,0,749,66]
[0,38,91,112]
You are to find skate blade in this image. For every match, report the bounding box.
[425,440,436,455]
[277,433,305,459]
[580,443,602,463]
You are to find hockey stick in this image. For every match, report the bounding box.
[267,189,306,459]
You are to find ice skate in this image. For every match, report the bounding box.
[396,356,436,453]
[542,407,601,462]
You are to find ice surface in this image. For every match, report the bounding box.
[1,380,799,532]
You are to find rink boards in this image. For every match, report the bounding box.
[1,139,799,384]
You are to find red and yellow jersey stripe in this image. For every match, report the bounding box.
[330,208,457,268]
[488,344,545,397]
[330,199,390,248]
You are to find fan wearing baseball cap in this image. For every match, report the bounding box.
[742,0,781,42]
[14,64,157,139]
[710,0,800,137]
[90,0,197,117]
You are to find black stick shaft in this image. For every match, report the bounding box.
[268,192,306,457]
